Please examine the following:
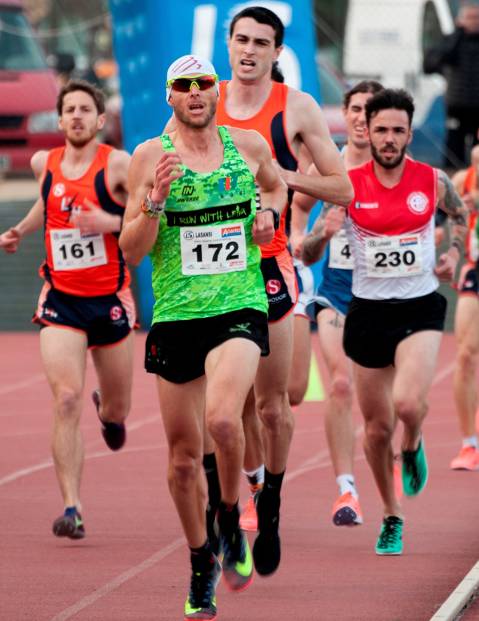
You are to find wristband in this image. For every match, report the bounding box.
[140,192,165,219]
[262,207,280,230]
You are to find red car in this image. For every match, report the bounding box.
[0,0,63,174]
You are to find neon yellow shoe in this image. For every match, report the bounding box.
[184,555,221,620]
[221,528,253,591]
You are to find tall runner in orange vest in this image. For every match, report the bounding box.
[216,6,353,576]
[450,142,479,470]
[0,80,136,540]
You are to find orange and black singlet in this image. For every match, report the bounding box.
[216,80,297,259]
[40,143,130,297]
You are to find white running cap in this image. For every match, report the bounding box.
[166,54,218,102]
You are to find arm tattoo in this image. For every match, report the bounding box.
[301,202,336,264]
[437,170,466,225]
[437,170,466,253]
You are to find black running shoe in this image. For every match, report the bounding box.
[184,555,221,620]
[52,506,85,540]
[92,389,126,451]
[252,490,281,576]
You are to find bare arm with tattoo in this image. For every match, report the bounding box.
[434,169,467,281]
[436,169,467,253]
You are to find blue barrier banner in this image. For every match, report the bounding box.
[109,0,320,326]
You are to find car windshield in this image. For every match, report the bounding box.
[0,8,48,71]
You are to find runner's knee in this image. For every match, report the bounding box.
[456,344,479,377]
[169,451,202,491]
[364,419,394,446]
[329,374,353,404]
[207,413,242,449]
[257,393,292,434]
[394,396,427,425]
[54,387,82,420]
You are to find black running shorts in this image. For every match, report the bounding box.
[145,308,269,384]
[343,291,447,368]
[261,248,298,323]
[33,285,136,348]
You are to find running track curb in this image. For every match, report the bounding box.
[429,561,479,620]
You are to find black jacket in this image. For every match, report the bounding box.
[424,28,479,108]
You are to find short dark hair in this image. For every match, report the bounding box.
[57,79,105,116]
[271,61,284,83]
[365,88,415,126]
[343,80,384,109]
[229,6,284,47]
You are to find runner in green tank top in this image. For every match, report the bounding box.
[150,125,267,322]
[120,55,287,621]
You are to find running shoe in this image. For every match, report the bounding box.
[184,555,222,620]
[239,496,258,532]
[252,490,281,576]
[402,437,428,496]
[52,506,85,540]
[393,456,403,501]
[450,446,479,471]
[92,389,126,451]
[220,528,253,591]
[332,492,363,526]
[375,516,404,555]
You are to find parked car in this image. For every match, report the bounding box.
[0,0,63,174]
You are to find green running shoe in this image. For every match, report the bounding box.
[402,437,428,496]
[184,555,221,620]
[375,516,404,555]
[220,528,253,591]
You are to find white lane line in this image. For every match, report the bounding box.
[0,438,166,488]
[48,538,185,621]
[429,562,479,620]
[432,361,455,386]
[0,371,45,399]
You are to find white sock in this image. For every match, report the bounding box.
[462,436,478,449]
[243,465,265,492]
[336,474,358,498]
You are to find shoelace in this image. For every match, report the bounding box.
[379,519,402,546]
[403,452,420,487]
[189,568,216,608]
[222,530,245,563]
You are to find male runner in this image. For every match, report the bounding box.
[292,80,384,526]
[215,5,353,575]
[0,80,135,539]
[450,142,479,470]
[119,55,286,620]
[338,89,464,554]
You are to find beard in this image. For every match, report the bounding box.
[66,127,97,148]
[371,143,408,169]
[174,100,216,129]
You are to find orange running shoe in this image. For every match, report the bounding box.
[393,458,403,501]
[450,446,479,471]
[239,496,258,532]
[332,492,363,526]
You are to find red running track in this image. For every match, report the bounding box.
[2,331,479,621]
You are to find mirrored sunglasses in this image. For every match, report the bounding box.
[168,75,218,93]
